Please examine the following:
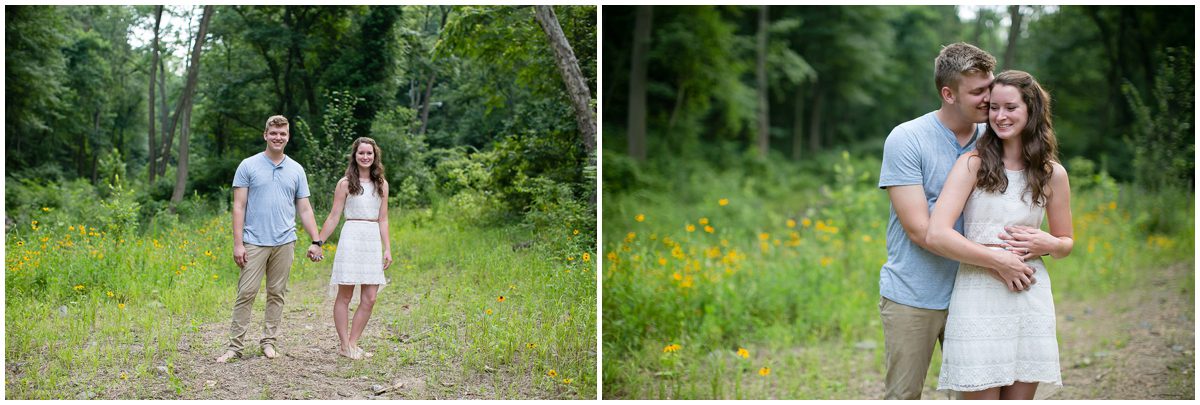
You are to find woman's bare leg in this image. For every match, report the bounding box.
[999,382,1038,400]
[334,285,356,356]
[961,387,1001,400]
[348,284,379,351]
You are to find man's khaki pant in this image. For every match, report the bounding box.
[879,296,948,400]
[227,242,295,354]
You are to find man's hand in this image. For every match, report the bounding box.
[991,249,1037,292]
[999,225,1058,260]
[233,244,247,269]
[307,244,324,262]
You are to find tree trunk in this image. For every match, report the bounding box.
[1003,5,1022,70]
[626,6,652,162]
[668,84,686,130]
[170,5,214,211]
[791,85,806,160]
[417,71,436,136]
[148,6,162,183]
[755,5,769,158]
[157,57,170,177]
[808,85,824,153]
[533,6,597,161]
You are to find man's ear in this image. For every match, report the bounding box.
[940,86,955,104]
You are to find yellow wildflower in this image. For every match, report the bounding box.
[635,214,645,222]
[573,229,580,235]
[74,284,85,291]
[787,219,796,228]
[862,235,872,242]
[802,218,812,228]
[625,232,636,243]
[686,224,696,232]
[41,207,50,212]
[607,252,617,262]
[582,253,590,262]
[486,308,493,315]
[718,198,729,206]
[118,303,126,310]
[497,296,506,302]
[527,343,537,349]
[737,348,749,358]
[759,233,770,241]
[1109,201,1117,210]
[547,369,558,377]
[673,272,682,281]
[820,257,833,267]
[663,344,681,353]
[759,367,771,376]
[562,378,572,384]
[107,291,114,298]
[699,217,709,225]
[704,225,714,233]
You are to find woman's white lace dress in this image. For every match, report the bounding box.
[329,180,388,287]
[937,169,1062,392]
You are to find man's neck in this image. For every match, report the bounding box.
[264,149,285,164]
[934,108,978,146]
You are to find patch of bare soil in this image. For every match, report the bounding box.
[131,276,547,400]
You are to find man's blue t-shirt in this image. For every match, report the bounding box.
[232,152,311,247]
[878,111,983,310]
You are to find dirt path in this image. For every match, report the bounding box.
[141,276,520,400]
[851,261,1194,400]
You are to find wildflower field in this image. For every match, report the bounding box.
[5,201,597,399]
[601,151,1194,399]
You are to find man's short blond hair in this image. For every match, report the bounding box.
[264,115,289,132]
[934,42,996,92]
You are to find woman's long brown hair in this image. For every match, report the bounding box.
[975,70,1058,206]
[343,137,386,197]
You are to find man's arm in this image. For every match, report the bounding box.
[232,187,248,268]
[296,197,320,243]
[886,184,941,254]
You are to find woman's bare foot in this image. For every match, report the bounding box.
[338,345,361,360]
[353,346,374,358]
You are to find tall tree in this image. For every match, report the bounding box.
[533,5,596,161]
[147,6,162,183]
[1003,5,1023,70]
[755,5,769,157]
[170,5,214,209]
[626,6,651,162]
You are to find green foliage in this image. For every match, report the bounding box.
[370,106,436,207]
[1123,47,1194,194]
[298,90,362,213]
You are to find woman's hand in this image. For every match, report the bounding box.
[998,225,1059,260]
[383,251,393,270]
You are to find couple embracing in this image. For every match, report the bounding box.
[215,115,393,363]
[879,43,1075,400]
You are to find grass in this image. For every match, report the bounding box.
[600,150,1194,399]
[5,202,596,399]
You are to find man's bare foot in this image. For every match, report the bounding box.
[263,344,279,359]
[215,350,239,363]
[354,346,374,358]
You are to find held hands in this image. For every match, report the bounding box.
[998,225,1058,260]
[307,244,324,262]
[990,248,1037,292]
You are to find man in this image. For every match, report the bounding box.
[876,43,1036,399]
[216,115,325,363]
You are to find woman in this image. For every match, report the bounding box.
[926,70,1074,399]
[315,137,393,360]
